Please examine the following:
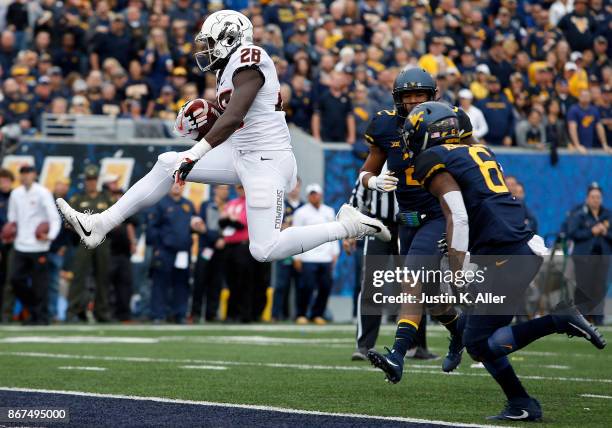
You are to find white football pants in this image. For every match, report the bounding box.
[103,142,347,261]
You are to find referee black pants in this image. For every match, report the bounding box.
[355,224,399,352]
[11,250,49,324]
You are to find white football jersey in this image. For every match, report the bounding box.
[216,44,291,151]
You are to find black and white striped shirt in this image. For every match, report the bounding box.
[348,164,399,224]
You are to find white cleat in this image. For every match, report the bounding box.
[336,204,391,242]
[56,198,106,249]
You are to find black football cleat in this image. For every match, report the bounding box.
[487,397,542,422]
[551,302,606,350]
[367,347,404,384]
[442,332,464,372]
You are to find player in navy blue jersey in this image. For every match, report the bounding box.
[375,101,606,422]
[358,68,472,376]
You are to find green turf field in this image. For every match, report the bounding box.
[0,323,610,427]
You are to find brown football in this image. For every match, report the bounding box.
[181,98,222,140]
[1,222,16,243]
[35,221,50,240]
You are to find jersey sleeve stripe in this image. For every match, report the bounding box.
[422,163,446,184]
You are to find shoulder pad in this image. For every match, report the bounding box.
[413,147,447,187]
[365,110,399,145]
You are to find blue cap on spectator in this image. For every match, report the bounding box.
[38,75,51,85]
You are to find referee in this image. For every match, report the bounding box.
[347,165,434,361]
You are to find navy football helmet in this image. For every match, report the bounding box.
[402,101,460,157]
[392,67,437,118]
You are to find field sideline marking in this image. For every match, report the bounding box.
[0,386,508,428]
[580,394,612,399]
[1,351,610,384]
[180,365,228,370]
[58,366,107,371]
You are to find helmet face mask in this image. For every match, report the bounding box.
[194,11,254,72]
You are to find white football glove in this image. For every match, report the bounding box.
[367,171,399,192]
[174,100,210,139]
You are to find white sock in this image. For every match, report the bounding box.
[99,160,173,232]
[264,222,347,260]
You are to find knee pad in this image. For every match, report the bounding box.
[157,151,178,176]
[246,180,276,209]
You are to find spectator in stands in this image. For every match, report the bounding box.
[311,70,355,143]
[351,83,378,159]
[292,184,339,325]
[125,59,154,114]
[516,109,547,150]
[150,85,177,120]
[148,183,201,324]
[558,0,598,52]
[286,74,313,132]
[567,89,611,153]
[8,164,61,325]
[458,89,488,140]
[142,27,173,95]
[272,178,303,322]
[549,0,573,26]
[0,168,14,317]
[33,76,53,129]
[418,36,456,78]
[53,32,83,77]
[567,182,611,325]
[91,14,133,71]
[487,35,514,88]
[192,184,229,323]
[91,83,121,117]
[477,75,515,146]
[0,31,17,75]
[546,98,571,149]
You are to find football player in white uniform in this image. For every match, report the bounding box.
[57,10,390,262]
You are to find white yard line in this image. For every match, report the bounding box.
[0,386,509,428]
[0,336,159,344]
[180,365,228,371]
[0,351,609,384]
[580,394,612,400]
[58,366,107,371]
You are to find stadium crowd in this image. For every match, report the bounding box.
[0,0,609,153]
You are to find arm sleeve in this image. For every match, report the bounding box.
[44,189,62,240]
